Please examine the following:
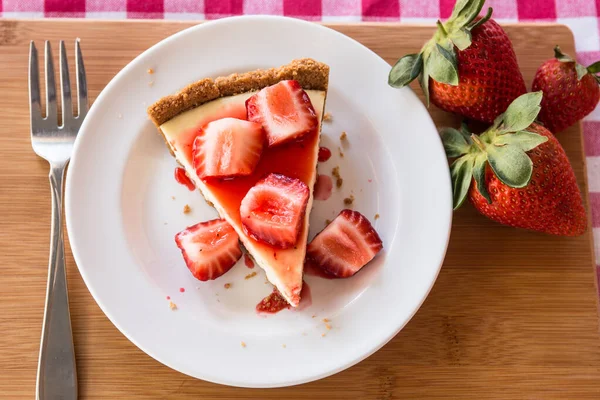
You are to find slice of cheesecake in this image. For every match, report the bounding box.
[147,59,329,306]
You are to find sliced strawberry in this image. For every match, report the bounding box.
[306,210,383,278]
[240,173,309,249]
[246,80,318,147]
[175,219,242,281]
[192,117,265,179]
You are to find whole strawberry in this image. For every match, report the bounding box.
[532,46,600,133]
[441,92,586,236]
[388,0,526,124]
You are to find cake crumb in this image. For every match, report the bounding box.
[183,204,191,214]
[321,333,326,337]
[325,219,332,226]
[323,112,332,122]
[340,131,347,141]
[312,315,316,318]
[206,200,214,207]
[171,196,176,200]
[282,344,287,348]
[323,318,330,323]
[147,68,154,74]
[148,81,154,87]
[338,147,344,158]
[325,324,332,330]
[224,283,232,289]
[344,195,355,206]
[245,271,257,280]
[374,213,380,220]
[264,279,269,284]
[241,341,246,348]
[332,166,343,188]
[169,301,177,310]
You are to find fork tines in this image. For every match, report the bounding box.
[29,40,88,130]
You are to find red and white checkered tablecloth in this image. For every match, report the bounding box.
[4,0,600,285]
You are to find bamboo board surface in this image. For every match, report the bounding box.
[0,20,599,399]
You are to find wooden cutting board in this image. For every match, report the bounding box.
[1,20,599,399]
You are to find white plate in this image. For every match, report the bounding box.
[65,16,452,388]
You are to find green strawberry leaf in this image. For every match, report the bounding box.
[468,7,492,31]
[575,63,588,80]
[389,53,423,88]
[472,153,491,203]
[493,130,548,152]
[587,61,600,74]
[450,155,475,209]
[459,121,471,140]
[486,143,533,188]
[418,59,431,107]
[441,127,472,158]
[447,0,485,31]
[498,92,543,133]
[449,29,472,51]
[554,46,588,80]
[428,43,459,86]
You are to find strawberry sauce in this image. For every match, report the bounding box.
[244,253,255,269]
[256,282,312,314]
[318,146,332,162]
[313,174,333,201]
[174,167,195,191]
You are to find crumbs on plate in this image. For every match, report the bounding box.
[183,204,191,214]
[241,341,246,348]
[340,131,347,141]
[332,166,343,188]
[224,283,232,289]
[245,271,257,280]
[169,301,177,310]
[323,112,332,122]
[374,213,380,220]
[147,68,154,74]
[344,195,354,206]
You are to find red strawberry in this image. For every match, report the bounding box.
[175,219,242,281]
[192,117,264,179]
[306,210,383,278]
[246,80,318,147]
[441,92,586,236]
[240,173,309,249]
[388,2,526,123]
[532,46,600,133]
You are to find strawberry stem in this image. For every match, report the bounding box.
[471,134,485,151]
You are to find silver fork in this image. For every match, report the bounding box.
[29,40,87,400]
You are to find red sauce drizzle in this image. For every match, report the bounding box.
[174,167,195,191]
[244,253,255,269]
[318,146,332,162]
[313,174,333,201]
[179,287,185,293]
[166,296,171,300]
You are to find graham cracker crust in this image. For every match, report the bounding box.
[147,58,330,126]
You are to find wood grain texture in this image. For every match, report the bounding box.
[0,20,599,399]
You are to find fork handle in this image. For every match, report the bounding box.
[37,164,78,400]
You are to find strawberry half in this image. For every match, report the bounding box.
[175,219,242,281]
[192,117,265,179]
[306,210,383,278]
[246,80,318,147]
[240,173,309,249]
